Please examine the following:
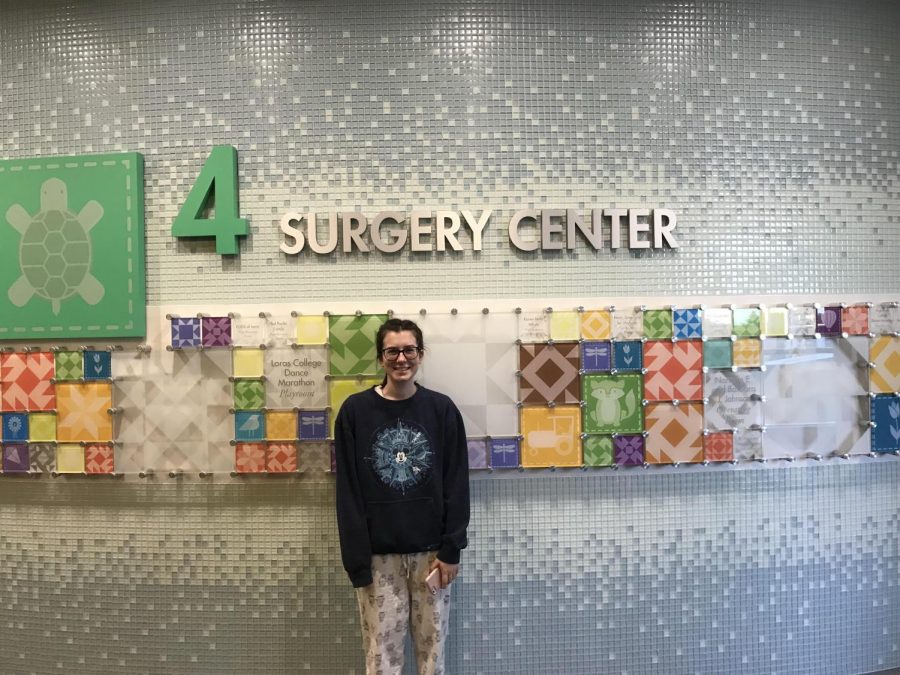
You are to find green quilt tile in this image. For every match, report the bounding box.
[703,340,733,370]
[583,435,614,466]
[643,309,673,340]
[732,308,761,337]
[233,380,266,410]
[582,373,643,434]
[55,351,83,381]
[328,314,388,376]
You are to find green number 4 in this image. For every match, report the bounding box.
[172,145,249,255]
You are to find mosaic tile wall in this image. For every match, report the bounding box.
[0,465,897,674]
[2,0,899,673]
[1,0,898,301]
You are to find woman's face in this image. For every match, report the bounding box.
[379,330,422,387]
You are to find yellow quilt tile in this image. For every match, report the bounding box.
[762,307,789,336]
[296,315,329,345]
[520,405,582,468]
[329,377,380,436]
[29,413,57,442]
[580,310,612,340]
[56,444,85,473]
[266,410,297,440]
[732,339,762,368]
[56,383,113,442]
[549,311,580,341]
[870,336,900,393]
[233,348,265,378]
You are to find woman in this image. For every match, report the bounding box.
[335,317,470,675]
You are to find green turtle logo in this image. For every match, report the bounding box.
[6,177,104,315]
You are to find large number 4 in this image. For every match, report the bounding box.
[172,145,249,255]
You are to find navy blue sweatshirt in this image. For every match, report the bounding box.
[334,384,470,588]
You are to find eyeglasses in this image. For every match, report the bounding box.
[381,346,422,361]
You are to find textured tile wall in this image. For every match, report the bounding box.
[1,1,899,673]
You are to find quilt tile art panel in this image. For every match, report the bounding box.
[870,336,900,394]
[56,443,85,473]
[816,306,842,336]
[762,307,789,337]
[28,412,56,442]
[295,315,329,345]
[673,308,702,339]
[732,338,762,369]
[841,305,869,336]
[871,395,900,453]
[703,339,733,370]
[298,410,329,441]
[643,340,703,401]
[232,348,265,379]
[83,350,112,380]
[613,434,644,466]
[703,431,734,462]
[582,435,613,466]
[264,346,327,409]
[328,314,387,376]
[2,443,29,473]
[702,307,732,338]
[519,406,581,468]
[582,374,643,435]
[517,310,550,342]
[643,309,673,340]
[788,306,817,336]
[489,437,519,469]
[170,317,202,349]
[2,412,28,442]
[466,439,489,470]
[201,316,232,348]
[28,443,54,473]
[235,442,267,473]
[580,309,611,340]
[266,411,297,441]
[581,341,611,372]
[1,352,55,412]
[518,342,580,405]
[56,382,113,442]
[54,350,82,381]
[644,402,704,464]
[549,310,580,341]
[234,411,265,442]
[233,380,265,411]
[613,341,642,372]
[266,442,298,473]
[704,370,763,431]
[732,308,761,337]
[611,308,643,340]
[85,444,114,474]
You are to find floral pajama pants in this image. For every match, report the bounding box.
[355,551,451,675]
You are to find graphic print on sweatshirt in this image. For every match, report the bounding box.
[367,419,434,493]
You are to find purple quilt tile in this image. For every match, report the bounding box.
[202,316,233,348]
[581,341,611,372]
[467,439,489,469]
[3,443,29,472]
[171,318,202,348]
[816,306,842,335]
[490,437,519,469]
[614,435,644,466]
[298,410,329,441]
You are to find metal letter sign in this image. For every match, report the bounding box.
[0,153,146,339]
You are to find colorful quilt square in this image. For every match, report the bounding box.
[56,443,85,473]
[83,350,112,380]
[2,412,28,441]
[732,308,761,337]
[702,308,733,338]
[580,310,611,340]
[234,410,265,441]
[518,342,581,404]
[85,444,115,474]
[467,439,489,469]
[613,341,643,372]
[582,374,643,434]
[612,309,643,340]
[328,314,387,376]
[2,443,29,472]
[703,340,733,370]
[233,380,265,411]
[704,431,734,462]
[28,412,56,441]
[842,306,870,336]
[235,442,266,473]
[298,410,329,441]
[549,311,580,341]
[329,378,379,436]
[295,315,329,344]
[816,306,842,336]
[644,402,704,464]
[55,350,83,381]
[1,352,55,411]
[56,382,113,442]
[788,306,817,336]
[871,395,900,453]
[673,308,702,339]
[489,438,519,469]
[171,317,202,348]
[520,406,581,468]
[583,436,613,466]
[581,341,611,372]
[762,307,789,337]
[232,348,265,378]
[266,442,298,472]
[643,309,673,340]
[870,337,900,393]
[28,443,55,473]
[201,316,233,348]
[614,435,644,466]
[643,340,703,401]
[266,411,297,440]
[733,339,762,368]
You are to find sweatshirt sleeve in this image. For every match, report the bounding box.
[334,401,373,587]
[437,400,470,564]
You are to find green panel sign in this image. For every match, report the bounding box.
[0,153,145,339]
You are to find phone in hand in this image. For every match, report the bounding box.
[424,567,441,595]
